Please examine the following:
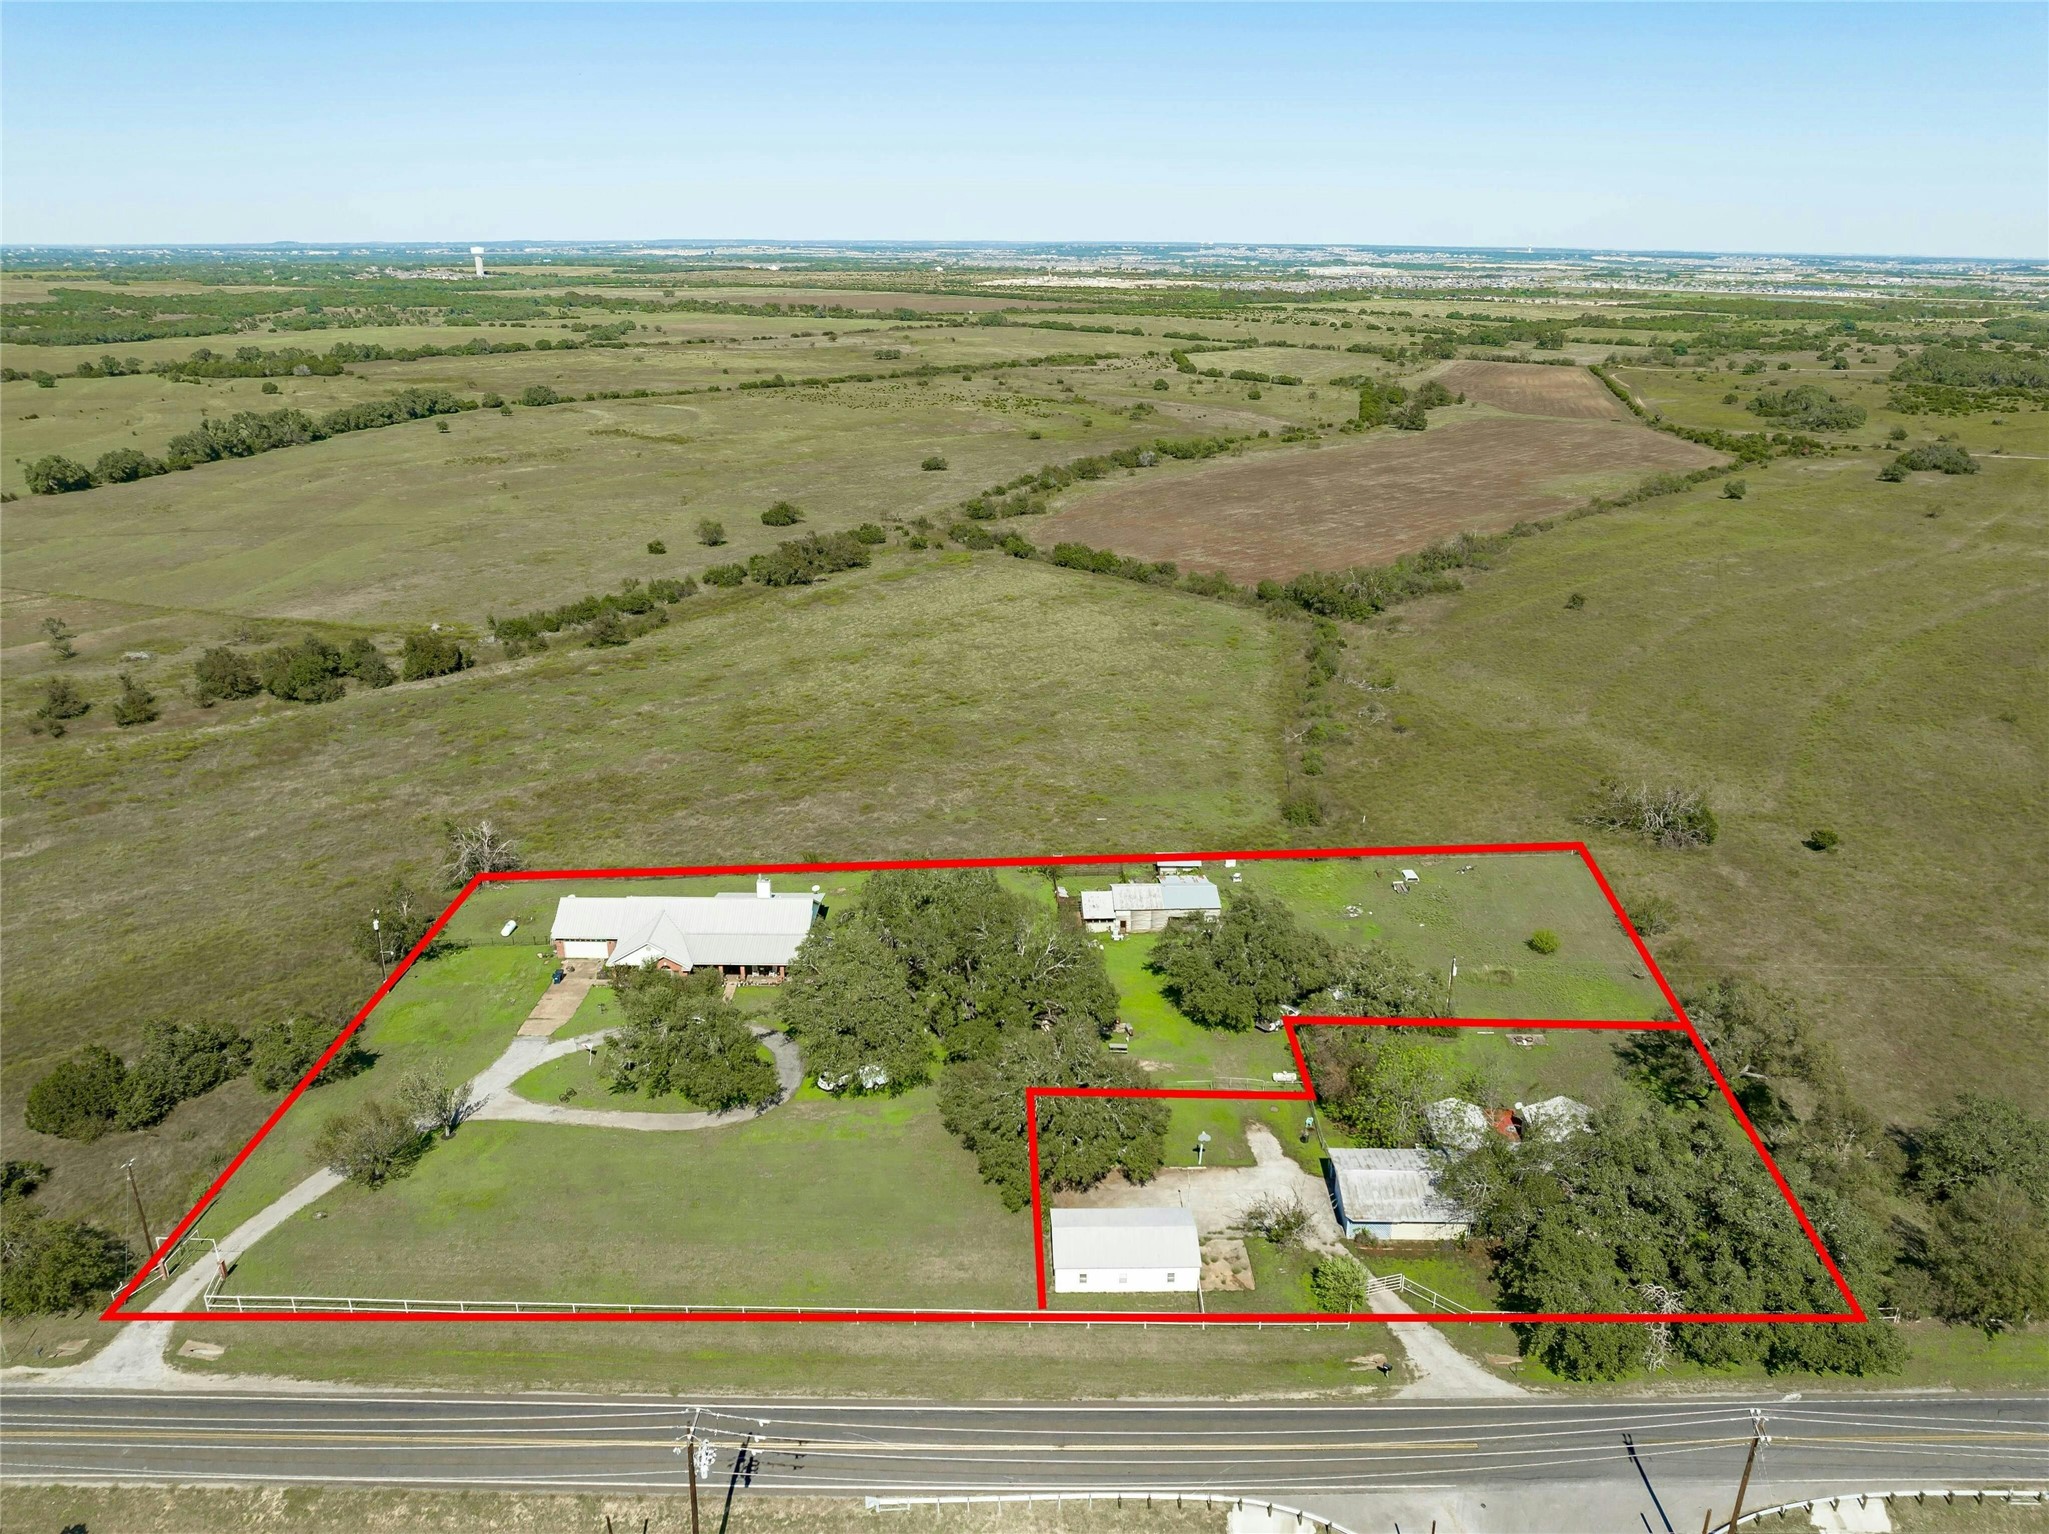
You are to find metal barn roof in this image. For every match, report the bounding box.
[550,893,818,968]
[1049,1208,1201,1272]
[1328,1147,1469,1226]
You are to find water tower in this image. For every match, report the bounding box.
[471,246,486,278]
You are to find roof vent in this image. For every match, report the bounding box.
[755,875,772,899]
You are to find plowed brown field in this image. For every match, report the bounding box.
[1033,413,1721,581]
[1434,360,1630,419]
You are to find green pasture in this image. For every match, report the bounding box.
[1313,447,2049,1119]
[219,1085,1036,1310]
[195,945,552,1234]
[4,555,1282,1232]
[1235,852,1666,1021]
[1094,931,1297,1086]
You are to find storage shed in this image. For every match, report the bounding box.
[1049,1208,1201,1294]
[1326,1147,1471,1241]
[1079,878,1224,936]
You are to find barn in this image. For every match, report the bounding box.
[549,877,819,981]
[1079,877,1223,936]
[1326,1148,1471,1241]
[1049,1208,1202,1294]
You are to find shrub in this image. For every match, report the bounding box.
[852,522,888,545]
[761,501,804,526]
[23,1046,128,1141]
[24,455,93,495]
[110,672,158,727]
[1309,1252,1373,1312]
[695,518,727,547]
[703,562,747,587]
[91,448,168,484]
[1564,592,1586,610]
[114,1019,250,1131]
[1804,828,1840,852]
[192,645,261,703]
[0,1199,133,1317]
[748,531,871,587]
[1877,463,1907,482]
[646,539,666,555]
[1584,778,1718,849]
[1893,443,1978,475]
[260,380,280,394]
[517,384,564,407]
[259,634,346,703]
[315,1099,426,1187]
[1746,384,1866,432]
[584,609,629,646]
[1526,929,1560,955]
[35,675,90,729]
[338,637,395,688]
[1243,1192,1310,1248]
[249,1017,369,1093]
[921,454,948,471]
[1152,378,1169,391]
[1888,426,1908,441]
[1721,479,1747,500]
[400,630,469,681]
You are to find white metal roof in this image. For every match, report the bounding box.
[551,893,817,968]
[1107,879,1221,914]
[1079,890,1116,920]
[1328,1147,1469,1226]
[1424,1097,1488,1155]
[1049,1208,1201,1272]
[1516,1096,1592,1140]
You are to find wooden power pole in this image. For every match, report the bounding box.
[1728,1410,1769,1532]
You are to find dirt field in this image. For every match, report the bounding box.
[1033,414,1722,581]
[1433,360,1631,419]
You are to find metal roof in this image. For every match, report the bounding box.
[1107,879,1221,914]
[1049,1208,1201,1272]
[1515,1096,1592,1140]
[550,894,818,968]
[1328,1147,1469,1226]
[1425,1097,1488,1155]
[1079,890,1116,920]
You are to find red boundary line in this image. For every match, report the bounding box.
[106,841,1863,1327]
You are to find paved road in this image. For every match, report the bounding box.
[3,1389,2042,1527]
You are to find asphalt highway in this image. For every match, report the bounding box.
[3,1390,2043,1508]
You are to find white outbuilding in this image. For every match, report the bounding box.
[1049,1208,1201,1294]
[1078,877,1224,936]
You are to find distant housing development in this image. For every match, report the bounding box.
[549,877,819,979]
[1049,1208,1202,1294]
[1079,875,1223,936]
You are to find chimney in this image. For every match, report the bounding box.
[755,875,772,899]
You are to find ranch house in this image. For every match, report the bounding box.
[1079,876,1223,937]
[549,878,819,981]
[1049,1208,1202,1294]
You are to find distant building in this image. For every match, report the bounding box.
[1514,1096,1593,1141]
[1326,1148,1471,1241]
[549,877,818,980]
[1049,1208,1201,1294]
[1079,877,1223,936]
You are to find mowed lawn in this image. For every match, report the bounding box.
[4,555,1283,1229]
[220,1086,1037,1310]
[1314,448,2049,1119]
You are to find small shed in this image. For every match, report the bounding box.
[1424,1097,1489,1156]
[1327,1148,1470,1241]
[1515,1096,1592,1141]
[1049,1208,1201,1294]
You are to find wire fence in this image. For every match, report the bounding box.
[866,1491,1358,1532]
[1719,1487,2044,1532]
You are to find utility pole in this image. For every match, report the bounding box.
[119,1158,155,1256]
[372,912,387,979]
[1728,1410,1769,1532]
[686,1431,700,1534]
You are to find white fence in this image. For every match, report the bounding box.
[1718,1487,2045,1532]
[1368,1272,1472,1314]
[202,1291,1356,1326]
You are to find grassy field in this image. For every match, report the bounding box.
[216,1085,1037,1310]
[1308,449,2048,1120]
[0,1485,1236,1534]
[5,556,1284,1234]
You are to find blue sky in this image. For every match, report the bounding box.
[3,2,2043,257]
